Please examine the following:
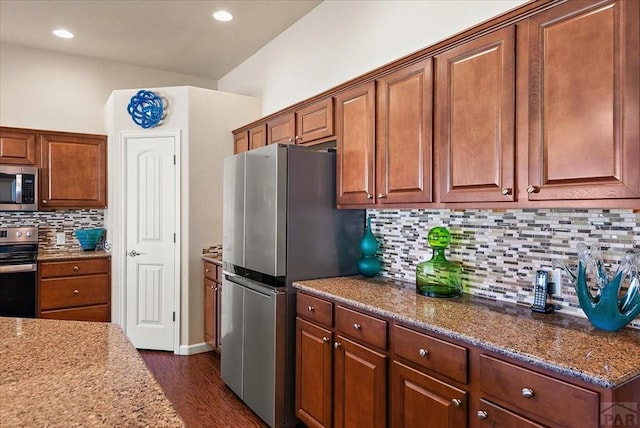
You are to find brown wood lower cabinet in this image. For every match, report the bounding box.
[295,290,640,428]
[38,257,111,322]
[391,361,467,428]
[203,260,222,350]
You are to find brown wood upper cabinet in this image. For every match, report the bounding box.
[267,98,334,146]
[337,60,433,207]
[524,0,639,200]
[39,132,107,209]
[436,26,515,203]
[0,128,37,165]
[267,113,295,145]
[249,124,267,150]
[335,82,376,206]
[233,131,249,153]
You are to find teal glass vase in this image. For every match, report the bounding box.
[358,217,381,277]
[416,227,462,298]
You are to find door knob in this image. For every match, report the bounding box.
[128,250,141,257]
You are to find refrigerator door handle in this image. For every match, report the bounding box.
[224,271,285,296]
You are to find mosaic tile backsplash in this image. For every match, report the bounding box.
[367,209,640,329]
[0,210,105,251]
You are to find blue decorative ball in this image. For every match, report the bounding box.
[127,90,164,129]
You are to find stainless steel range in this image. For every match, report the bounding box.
[0,227,38,318]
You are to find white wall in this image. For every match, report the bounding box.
[0,43,217,134]
[105,86,260,352]
[218,0,527,116]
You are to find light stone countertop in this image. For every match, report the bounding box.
[201,254,222,265]
[0,317,184,427]
[37,249,111,261]
[293,276,640,388]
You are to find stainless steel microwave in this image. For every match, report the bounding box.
[0,165,38,211]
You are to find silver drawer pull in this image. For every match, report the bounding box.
[353,323,361,331]
[521,387,535,398]
[322,337,331,343]
[73,289,79,294]
[477,410,488,420]
[451,398,462,407]
[205,268,211,273]
[73,265,79,271]
[418,348,429,357]
[334,341,341,349]
[307,305,315,312]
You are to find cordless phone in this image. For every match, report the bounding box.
[531,270,554,313]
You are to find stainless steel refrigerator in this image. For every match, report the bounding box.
[221,143,364,427]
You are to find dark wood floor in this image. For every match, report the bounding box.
[139,350,268,428]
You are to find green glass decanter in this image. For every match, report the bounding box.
[416,227,462,298]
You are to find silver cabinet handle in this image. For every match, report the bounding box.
[323,337,331,343]
[205,268,211,273]
[307,305,315,312]
[477,410,488,420]
[128,250,141,257]
[527,185,540,194]
[521,387,535,398]
[73,289,79,294]
[377,193,386,199]
[501,187,512,195]
[451,398,462,407]
[334,341,342,349]
[73,265,79,271]
[353,323,361,330]
[418,348,429,357]
[42,200,47,204]
[295,135,301,141]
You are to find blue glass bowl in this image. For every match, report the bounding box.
[74,228,105,251]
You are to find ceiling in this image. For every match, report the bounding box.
[0,0,322,81]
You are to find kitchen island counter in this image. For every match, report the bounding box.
[0,317,184,427]
[294,276,640,388]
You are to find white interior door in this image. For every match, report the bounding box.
[124,134,178,350]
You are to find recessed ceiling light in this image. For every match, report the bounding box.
[53,29,74,39]
[213,10,233,22]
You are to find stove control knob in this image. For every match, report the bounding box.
[15,231,22,237]
[26,231,33,238]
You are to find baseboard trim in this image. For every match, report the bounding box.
[177,342,213,355]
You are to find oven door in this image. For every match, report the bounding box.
[0,264,37,318]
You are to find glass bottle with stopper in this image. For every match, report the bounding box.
[416,227,462,298]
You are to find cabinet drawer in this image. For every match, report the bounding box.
[203,261,217,281]
[297,293,333,327]
[336,305,387,350]
[40,304,110,322]
[479,355,599,428]
[40,275,110,310]
[393,324,468,384]
[40,258,110,278]
[477,399,544,428]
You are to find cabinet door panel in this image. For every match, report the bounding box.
[526,0,639,199]
[40,133,107,208]
[336,83,376,206]
[436,26,515,202]
[296,318,333,428]
[234,131,249,154]
[296,98,334,144]
[0,129,37,165]
[377,59,433,204]
[249,124,267,150]
[334,335,387,428]
[267,114,294,145]
[204,277,215,346]
[391,361,466,428]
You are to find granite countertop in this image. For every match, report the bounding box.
[38,249,111,261]
[201,254,222,264]
[0,317,184,427]
[293,276,640,389]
